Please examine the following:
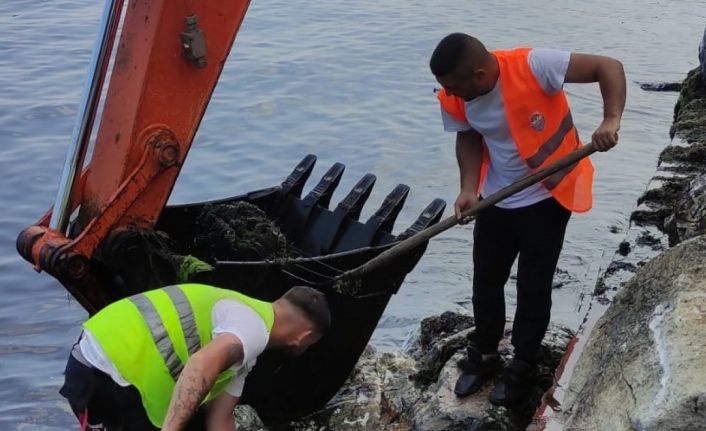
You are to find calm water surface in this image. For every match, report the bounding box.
[1,0,704,428]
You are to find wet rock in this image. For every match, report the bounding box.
[642,65,706,246]
[659,141,706,165]
[552,268,573,288]
[416,311,475,351]
[235,405,267,429]
[637,179,687,206]
[617,240,631,256]
[635,231,663,251]
[595,260,639,295]
[629,207,672,229]
[631,67,706,240]
[638,82,682,92]
[562,235,706,430]
[604,260,637,277]
[593,277,608,295]
[242,313,574,431]
[409,312,475,386]
[670,68,706,143]
[632,176,695,237]
[663,172,706,245]
[609,225,621,234]
[282,347,420,431]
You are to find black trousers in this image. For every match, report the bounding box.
[60,349,206,431]
[471,197,571,364]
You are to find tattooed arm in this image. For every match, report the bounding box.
[162,333,244,431]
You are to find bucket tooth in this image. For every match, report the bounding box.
[367,184,409,234]
[335,173,376,221]
[396,198,446,241]
[279,163,345,243]
[281,154,316,197]
[330,184,409,253]
[298,173,376,255]
[304,163,345,209]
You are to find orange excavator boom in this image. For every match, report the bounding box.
[17,0,252,313]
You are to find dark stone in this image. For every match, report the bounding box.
[637,179,687,206]
[670,68,706,143]
[411,312,476,386]
[639,82,682,92]
[604,260,638,278]
[630,208,672,229]
[663,173,706,246]
[635,232,663,251]
[659,142,706,165]
[418,311,475,351]
[594,277,607,295]
[617,240,631,256]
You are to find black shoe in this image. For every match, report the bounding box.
[453,346,501,397]
[488,358,536,407]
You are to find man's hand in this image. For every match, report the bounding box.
[592,117,620,152]
[455,190,479,224]
[162,333,244,431]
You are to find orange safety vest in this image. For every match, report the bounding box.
[437,48,594,212]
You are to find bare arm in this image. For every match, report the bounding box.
[565,53,626,151]
[454,128,484,222]
[162,333,243,431]
[207,392,240,431]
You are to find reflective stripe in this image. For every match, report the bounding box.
[130,294,182,380]
[526,112,574,169]
[164,285,200,355]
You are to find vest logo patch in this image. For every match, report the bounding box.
[529,112,545,132]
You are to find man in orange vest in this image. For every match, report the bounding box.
[430,33,625,406]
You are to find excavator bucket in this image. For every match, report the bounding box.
[152,155,445,419]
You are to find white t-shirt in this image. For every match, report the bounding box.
[441,48,571,208]
[79,298,270,397]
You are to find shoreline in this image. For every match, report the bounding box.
[547,62,706,429]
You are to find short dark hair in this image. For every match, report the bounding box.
[429,33,487,76]
[282,286,331,335]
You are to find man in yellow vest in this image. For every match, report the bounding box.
[429,33,625,406]
[59,284,331,430]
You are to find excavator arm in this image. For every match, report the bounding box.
[17,0,252,313]
[16,0,448,419]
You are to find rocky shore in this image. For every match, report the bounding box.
[236,313,573,431]
[558,48,706,429]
